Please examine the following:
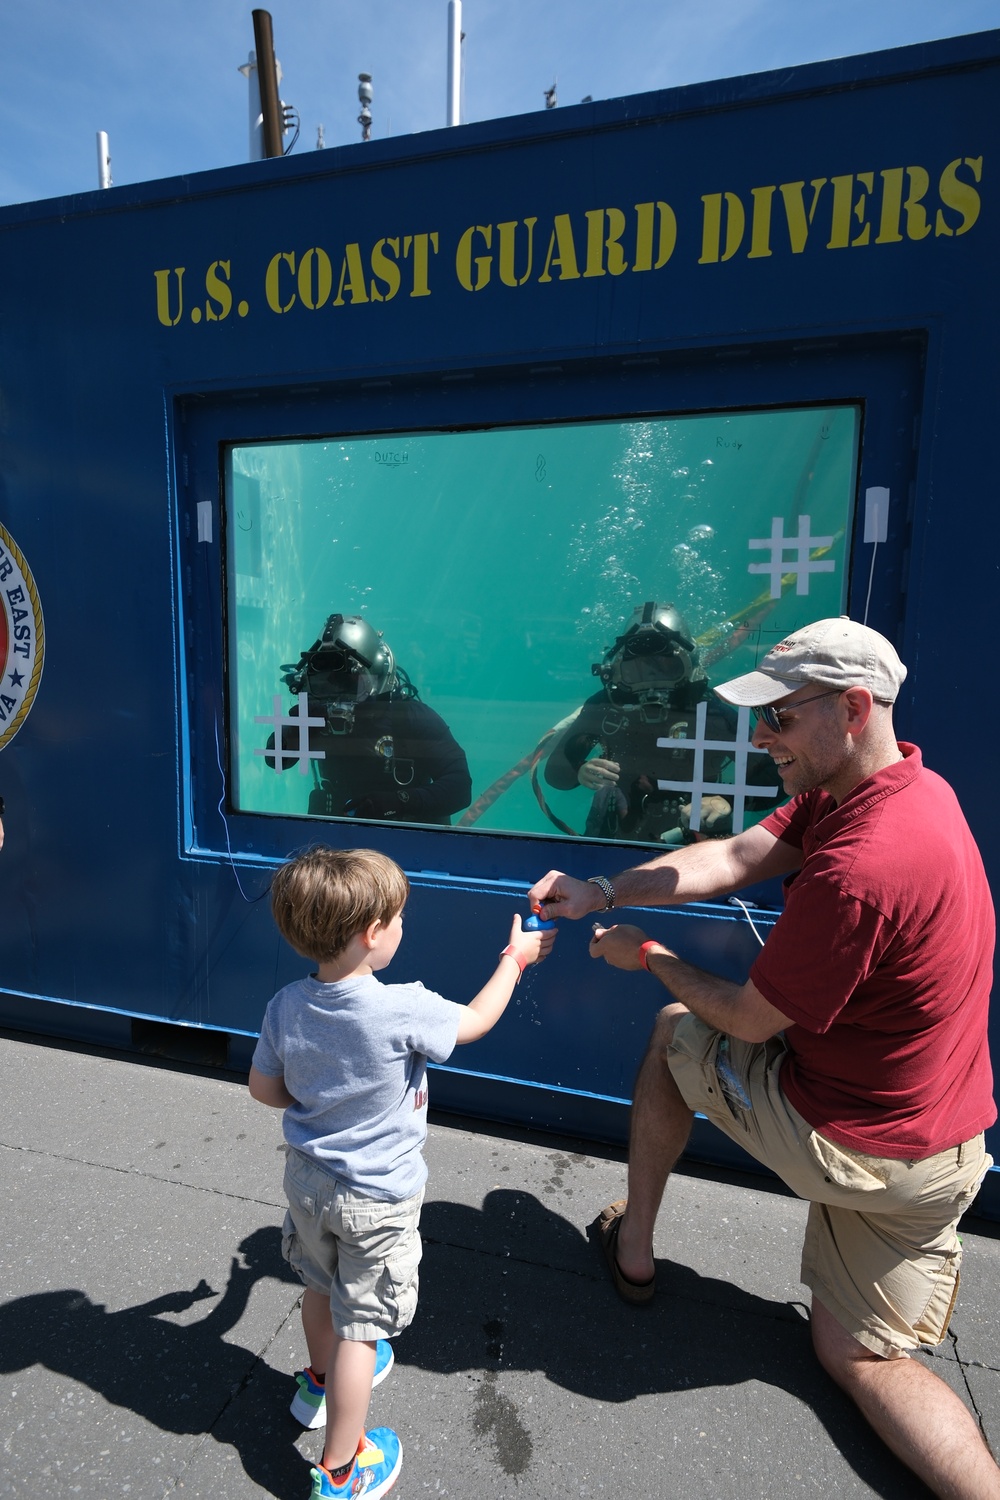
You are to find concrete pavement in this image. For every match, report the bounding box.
[1,1027,998,1498]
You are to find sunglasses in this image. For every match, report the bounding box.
[751,688,842,733]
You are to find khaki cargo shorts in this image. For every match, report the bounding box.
[667,1014,992,1359]
[282,1147,424,1342]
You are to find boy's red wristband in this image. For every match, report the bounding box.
[638,940,663,972]
[499,944,528,974]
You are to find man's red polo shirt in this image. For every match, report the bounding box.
[751,744,996,1159]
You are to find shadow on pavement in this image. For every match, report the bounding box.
[405,1188,936,1498]
[0,1225,311,1498]
[0,1195,943,1498]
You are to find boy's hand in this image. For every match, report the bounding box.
[460,913,557,1044]
[505,912,556,969]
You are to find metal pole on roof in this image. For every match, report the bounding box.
[252,9,284,158]
[446,0,462,126]
[358,74,373,141]
[96,131,112,189]
[237,51,264,160]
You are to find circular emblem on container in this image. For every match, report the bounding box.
[0,524,44,750]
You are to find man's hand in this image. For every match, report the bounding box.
[578,757,621,791]
[528,870,606,922]
[589,922,668,970]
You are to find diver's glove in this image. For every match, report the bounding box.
[343,790,410,819]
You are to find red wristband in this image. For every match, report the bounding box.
[500,944,527,974]
[638,940,663,972]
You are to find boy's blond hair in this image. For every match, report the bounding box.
[270,846,409,962]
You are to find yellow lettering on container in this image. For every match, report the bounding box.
[297,248,333,310]
[538,215,581,281]
[699,192,745,263]
[632,202,676,271]
[154,268,185,326]
[935,156,982,236]
[265,252,296,313]
[583,208,628,277]
[456,225,493,291]
[333,244,370,306]
[369,238,402,301]
[402,233,439,297]
[497,219,537,286]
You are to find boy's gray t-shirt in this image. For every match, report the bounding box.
[252,974,462,1201]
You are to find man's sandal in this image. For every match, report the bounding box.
[592,1199,655,1305]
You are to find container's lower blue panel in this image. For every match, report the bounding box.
[425,1067,1000,1220]
[6,988,996,1220]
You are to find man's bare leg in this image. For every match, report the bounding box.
[614,1003,694,1284]
[811,1296,1000,1500]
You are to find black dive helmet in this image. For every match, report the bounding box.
[281,613,396,733]
[592,601,705,713]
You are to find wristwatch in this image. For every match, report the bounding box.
[586,875,615,910]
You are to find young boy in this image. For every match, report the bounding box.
[248,846,555,1499]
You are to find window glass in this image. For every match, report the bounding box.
[226,405,858,843]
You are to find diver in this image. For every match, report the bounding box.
[265,613,472,825]
[544,601,781,842]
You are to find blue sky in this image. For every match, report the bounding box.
[3,0,999,206]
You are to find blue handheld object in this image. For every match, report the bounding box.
[523,911,556,931]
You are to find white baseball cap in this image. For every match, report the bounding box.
[714,617,907,707]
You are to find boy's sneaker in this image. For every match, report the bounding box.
[309,1428,402,1497]
[290,1342,394,1429]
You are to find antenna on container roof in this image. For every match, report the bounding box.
[447,0,463,125]
[358,74,373,141]
[96,131,112,189]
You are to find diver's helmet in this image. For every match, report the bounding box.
[281,614,396,733]
[592,601,701,715]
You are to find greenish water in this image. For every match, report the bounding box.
[227,405,857,840]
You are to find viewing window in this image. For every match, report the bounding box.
[225,404,858,844]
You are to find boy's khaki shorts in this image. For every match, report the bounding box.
[282,1147,424,1342]
[667,1014,992,1359]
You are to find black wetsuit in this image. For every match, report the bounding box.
[267,694,471,825]
[544,688,781,842]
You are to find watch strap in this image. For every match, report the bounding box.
[586,875,615,910]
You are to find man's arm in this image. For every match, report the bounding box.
[529,820,801,920]
[590,922,792,1042]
